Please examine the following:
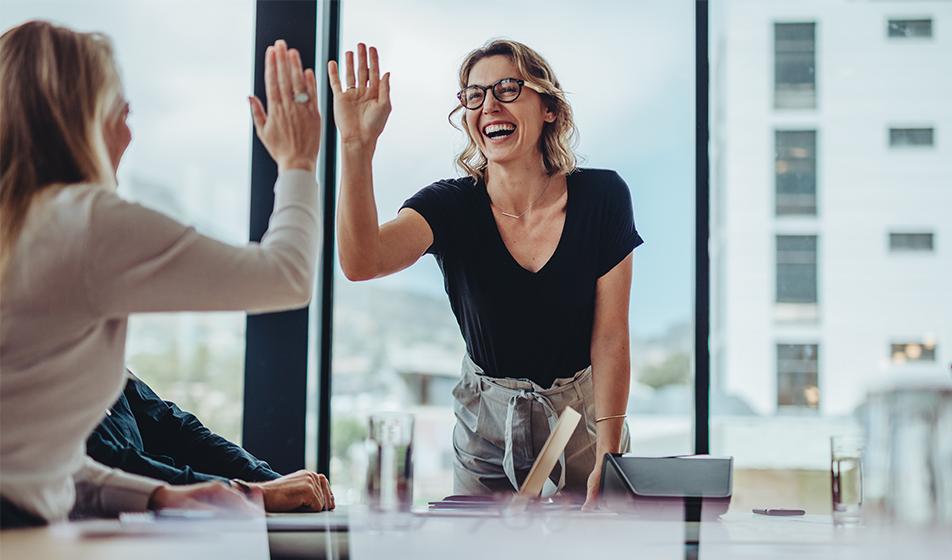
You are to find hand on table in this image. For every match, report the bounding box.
[249,470,335,512]
[148,481,262,516]
[581,459,603,512]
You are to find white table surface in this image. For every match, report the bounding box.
[5,509,950,560]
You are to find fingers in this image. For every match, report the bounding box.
[288,48,306,98]
[344,50,356,90]
[264,46,279,107]
[274,40,293,101]
[304,68,319,113]
[318,474,335,510]
[356,43,369,93]
[305,472,326,511]
[327,60,343,95]
[368,46,380,91]
[249,96,267,131]
[380,72,392,104]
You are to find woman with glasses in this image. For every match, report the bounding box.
[329,39,642,508]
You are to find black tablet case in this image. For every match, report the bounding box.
[599,454,733,519]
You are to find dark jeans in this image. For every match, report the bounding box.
[0,496,46,530]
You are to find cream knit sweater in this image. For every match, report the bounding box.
[0,170,319,521]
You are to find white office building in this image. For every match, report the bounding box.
[710,0,952,470]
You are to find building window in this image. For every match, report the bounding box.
[889,232,934,252]
[888,19,933,38]
[777,344,820,410]
[889,127,934,147]
[891,341,937,363]
[776,130,817,215]
[774,22,816,109]
[777,235,818,304]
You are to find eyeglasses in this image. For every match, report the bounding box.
[457,77,542,110]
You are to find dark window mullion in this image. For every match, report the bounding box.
[243,0,319,475]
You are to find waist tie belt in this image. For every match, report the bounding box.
[502,389,565,493]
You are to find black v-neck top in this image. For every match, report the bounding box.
[401,168,643,387]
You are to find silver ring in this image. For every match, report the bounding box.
[293,92,309,104]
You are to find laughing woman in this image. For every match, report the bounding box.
[329,39,642,507]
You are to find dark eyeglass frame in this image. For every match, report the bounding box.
[457,77,540,110]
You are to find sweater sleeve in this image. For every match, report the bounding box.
[82,170,320,315]
[72,456,164,517]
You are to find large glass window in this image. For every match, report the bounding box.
[774,22,816,109]
[712,0,952,514]
[329,0,696,505]
[1,1,255,442]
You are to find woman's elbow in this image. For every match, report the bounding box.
[339,257,377,282]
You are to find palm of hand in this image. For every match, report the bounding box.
[334,86,390,144]
[328,44,391,145]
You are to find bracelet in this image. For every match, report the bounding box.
[594,414,627,424]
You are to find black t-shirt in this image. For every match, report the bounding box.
[401,168,643,388]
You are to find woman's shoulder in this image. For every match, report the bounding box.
[27,183,112,229]
[570,168,631,201]
[420,175,480,196]
[406,175,480,208]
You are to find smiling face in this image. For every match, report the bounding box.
[463,55,556,170]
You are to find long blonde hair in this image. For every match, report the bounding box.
[0,20,122,276]
[449,39,578,182]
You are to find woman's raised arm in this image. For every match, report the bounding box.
[329,43,432,281]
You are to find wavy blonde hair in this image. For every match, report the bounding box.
[449,39,578,182]
[0,20,122,277]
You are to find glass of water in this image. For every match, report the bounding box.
[366,412,414,512]
[831,434,864,526]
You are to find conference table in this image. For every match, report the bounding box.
[2,507,950,559]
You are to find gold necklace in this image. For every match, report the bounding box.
[491,173,554,220]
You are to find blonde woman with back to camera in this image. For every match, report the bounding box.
[0,21,322,528]
[329,40,643,508]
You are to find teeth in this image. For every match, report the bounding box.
[483,123,516,136]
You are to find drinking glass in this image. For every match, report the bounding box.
[366,412,414,511]
[831,435,864,526]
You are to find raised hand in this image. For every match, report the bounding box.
[249,39,322,173]
[328,43,391,147]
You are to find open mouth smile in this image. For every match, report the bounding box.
[482,122,516,141]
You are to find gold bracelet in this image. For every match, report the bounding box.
[594,414,627,424]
